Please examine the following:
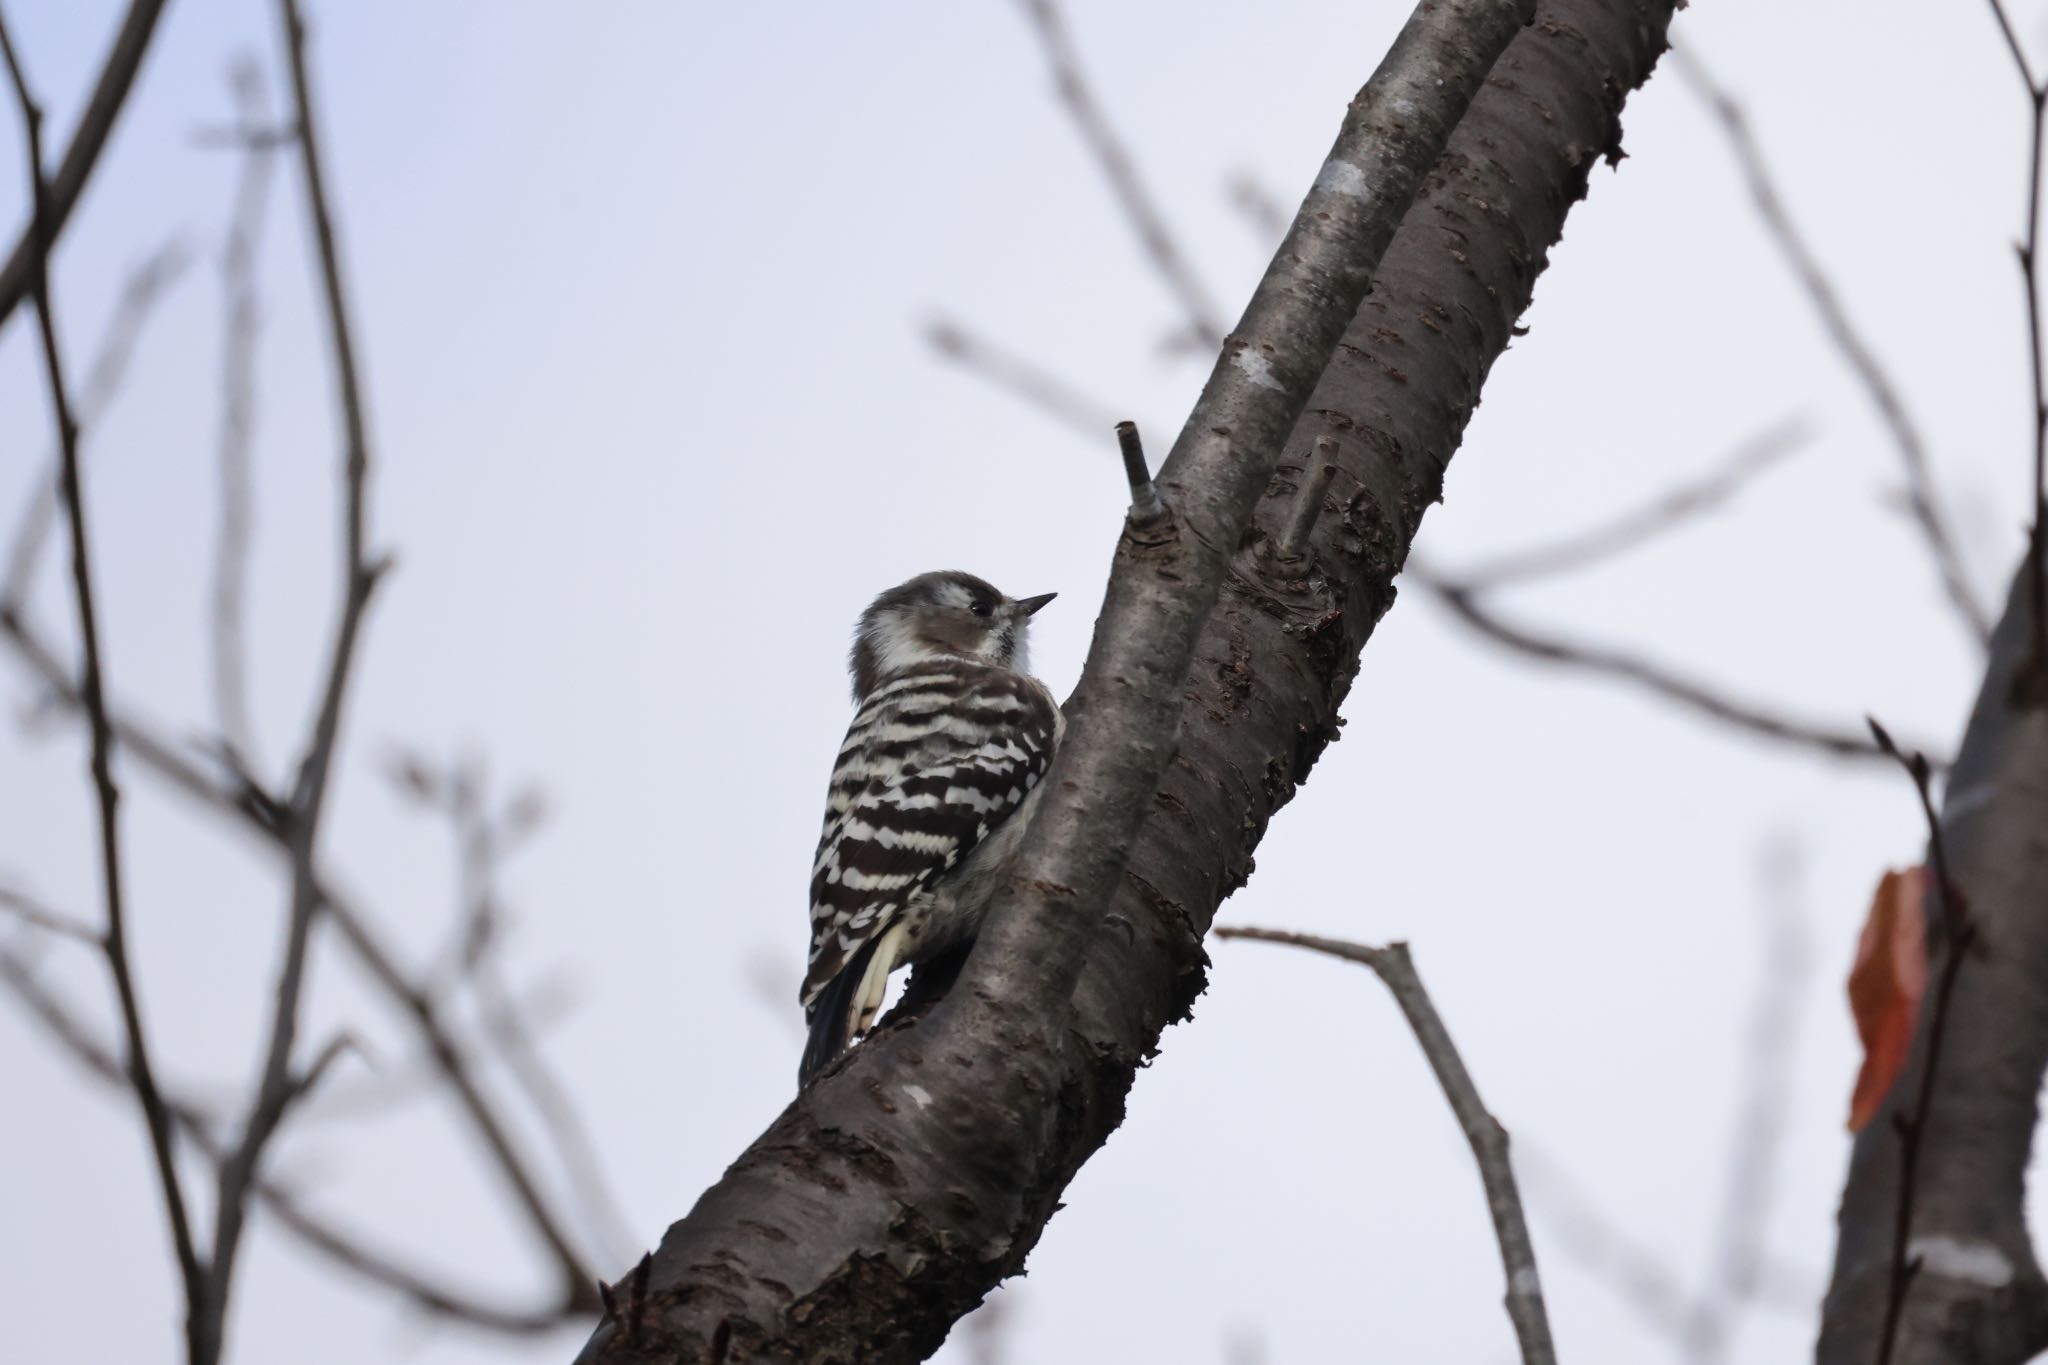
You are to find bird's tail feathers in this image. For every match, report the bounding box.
[798,923,907,1089]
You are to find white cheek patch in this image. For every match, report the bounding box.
[867,612,947,677]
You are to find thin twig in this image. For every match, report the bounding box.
[1225,172,1291,247]
[0,0,169,331]
[923,316,1124,439]
[0,15,208,1358]
[1515,1141,1826,1344]
[0,944,584,1335]
[209,57,282,764]
[0,884,101,945]
[1671,46,1991,644]
[0,607,601,1304]
[434,755,635,1266]
[1443,417,1811,589]
[1012,0,1226,350]
[305,971,580,1121]
[1515,1143,1699,1340]
[199,7,386,1352]
[1682,837,1816,1363]
[1981,0,2048,692]
[1414,567,1930,766]
[1,236,190,609]
[1864,717,1978,1365]
[1215,926,1555,1365]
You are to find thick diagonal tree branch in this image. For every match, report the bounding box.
[576,3,1675,1362]
[1818,558,2048,1364]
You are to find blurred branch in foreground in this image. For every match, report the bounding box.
[205,56,280,766]
[0,235,190,609]
[1978,0,2048,693]
[0,938,578,1333]
[385,749,635,1269]
[1408,565,1929,767]
[0,7,610,1359]
[0,0,168,331]
[923,315,1124,440]
[1670,44,1992,646]
[1682,836,1817,1364]
[1438,416,1811,591]
[0,9,208,1358]
[1010,0,1226,353]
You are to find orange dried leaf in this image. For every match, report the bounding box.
[1846,866,1929,1132]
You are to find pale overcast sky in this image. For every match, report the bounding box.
[0,2,2037,1363]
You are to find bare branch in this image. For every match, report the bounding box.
[0,14,207,1355]
[0,0,170,332]
[286,1029,362,1103]
[1516,1142,1699,1339]
[1979,0,2048,692]
[1518,1142,1828,1340]
[0,884,101,945]
[1011,0,1226,350]
[0,944,586,1335]
[1215,927,1554,1365]
[1671,45,1992,644]
[0,605,601,1306]
[1,236,190,610]
[426,754,635,1267]
[923,315,1124,439]
[198,8,389,1351]
[1413,566,1926,765]
[1442,416,1811,589]
[1864,717,1980,1365]
[1683,838,1817,1363]
[209,56,283,764]
[1224,172,1290,247]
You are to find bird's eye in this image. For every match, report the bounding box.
[969,600,993,618]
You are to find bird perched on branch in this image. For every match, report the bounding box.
[799,571,1061,1087]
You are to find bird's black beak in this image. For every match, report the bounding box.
[1013,592,1057,617]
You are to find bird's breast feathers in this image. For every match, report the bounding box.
[801,661,1059,1008]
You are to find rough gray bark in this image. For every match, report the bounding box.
[1819,562,2048,1365]
[577,3,1675,1361]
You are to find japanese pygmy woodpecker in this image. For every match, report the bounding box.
[798,571,1061,1087]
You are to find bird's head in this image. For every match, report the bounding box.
[849,570,1056,700]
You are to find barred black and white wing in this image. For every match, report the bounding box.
[798,661,1058,1081]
